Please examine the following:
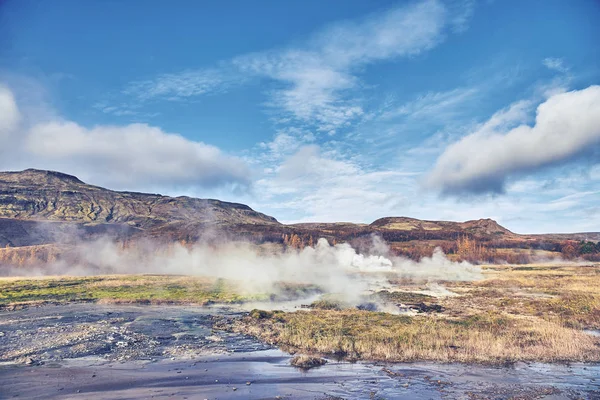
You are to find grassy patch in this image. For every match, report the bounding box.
[0,275,263,307]
[443,264,600,329]
[227,309,600,364]
[374,290,436,304]
[309,298,345,310]
[3,263,600,364]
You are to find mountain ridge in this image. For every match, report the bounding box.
[0,169,520,233]
[0,169,278,227]
[0,169,598,264]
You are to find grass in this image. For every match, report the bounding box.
[442,263,600,329]
[0,275,265,307]
[228,309,600,364]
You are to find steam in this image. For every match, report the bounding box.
[0,235,481,308]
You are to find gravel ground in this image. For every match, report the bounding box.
[0,303,269,364]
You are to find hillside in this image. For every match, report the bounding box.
[0,169,598,264]
[0,169,279,246]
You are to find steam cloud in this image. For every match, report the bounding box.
[1,235,481,307]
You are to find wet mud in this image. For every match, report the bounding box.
[1,304,599,399]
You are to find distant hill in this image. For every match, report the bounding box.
[0,169,598,264]
[0,169,278,246]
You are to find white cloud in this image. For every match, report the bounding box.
[0,85,20,141]
[543,57,568,73]
[124,0,466,133]
[234,0,448,131]
[123,68,240,101]
[257,128,316,161]
[0,85,251,192]
[381,87,479,121]
[540,191,600,212]
[448,0,476,33]
[425,85,600,195]
[92,102,159,118]
[256,145,416,223]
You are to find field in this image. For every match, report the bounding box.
[0,275,265,308]
[1,263,599,364]
[224,263,600,364]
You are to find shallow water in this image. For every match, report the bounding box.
[584,329,600,337]
[2,352,599,399]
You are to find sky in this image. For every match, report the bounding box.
[0,0,599,234]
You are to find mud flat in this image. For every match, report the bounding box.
[1,304,599,399]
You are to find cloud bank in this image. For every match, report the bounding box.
[426,85,600,195]
[258,144,415,223]
[0,84,251,192]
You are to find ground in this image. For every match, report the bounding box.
[1,263,598,364]
[1,263,600,398]
[1,304,599,399]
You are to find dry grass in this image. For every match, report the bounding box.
[231,309,600,364]
[222,263,600,364]
[442,263,600,328]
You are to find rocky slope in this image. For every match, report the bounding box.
[0,169,278,246]
[0,169,598,263]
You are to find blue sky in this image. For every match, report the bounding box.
[0,0,599,233]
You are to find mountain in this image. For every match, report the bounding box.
[0,169,598,264]
[0,169,278,246]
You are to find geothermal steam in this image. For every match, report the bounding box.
[2,235,481,306]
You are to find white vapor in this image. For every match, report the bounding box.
[426,85,600,195]
[1,236,481,308]
[0,84,251,192]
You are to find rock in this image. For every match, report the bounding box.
[290,355,327,369]
[24,357,35,365]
